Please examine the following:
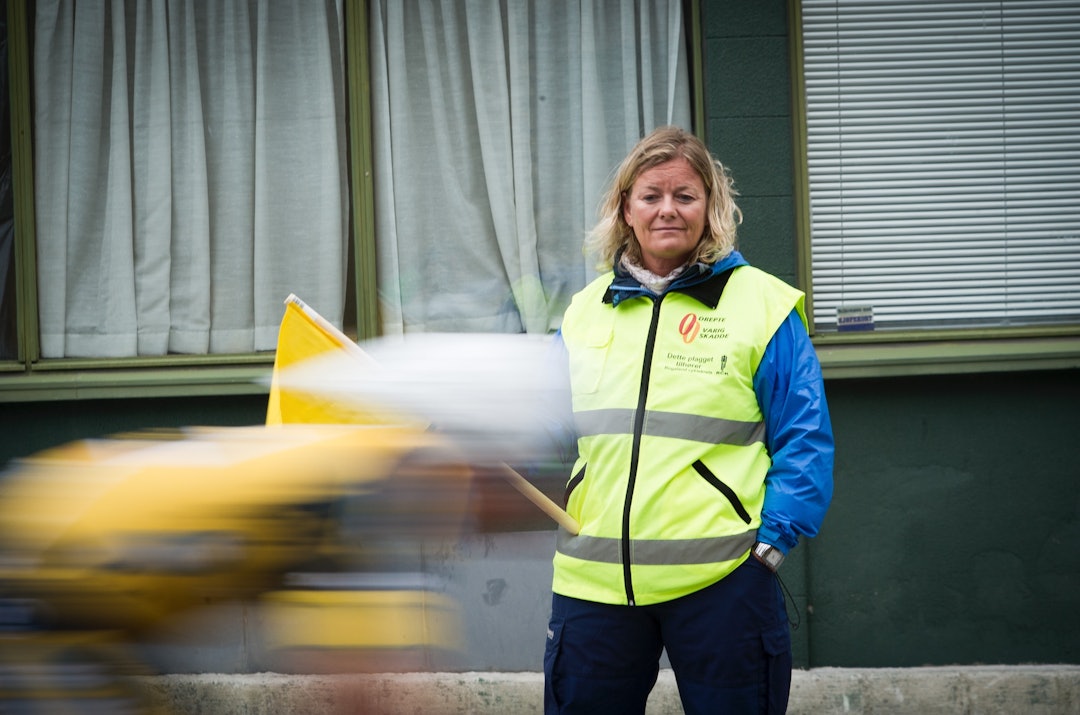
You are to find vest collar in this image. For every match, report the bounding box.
[603,249,748,308]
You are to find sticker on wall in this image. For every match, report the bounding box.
[837,305,874,332]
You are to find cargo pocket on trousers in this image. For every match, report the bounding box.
[762,625,792,715]
[543,619,565,712]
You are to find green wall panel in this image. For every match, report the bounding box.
[701,0,796,285]
[0,396,268,467]
[730,195,797,286]
[812,370,1080,666]
[707,36,792,117]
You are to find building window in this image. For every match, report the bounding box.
[801,0,1080,334]
[369,0,690,334]
[7,0,691,364]
[32,0,349,358]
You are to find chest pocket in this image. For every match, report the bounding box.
[567,313,613,395]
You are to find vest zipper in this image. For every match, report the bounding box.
[622,295,664,606]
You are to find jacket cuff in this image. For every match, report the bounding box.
[756,523,796,554]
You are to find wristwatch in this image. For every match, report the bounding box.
[753,541,785,572]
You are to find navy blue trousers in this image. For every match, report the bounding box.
[543,556,791,714]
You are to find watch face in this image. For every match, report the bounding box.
[755,543,783,569]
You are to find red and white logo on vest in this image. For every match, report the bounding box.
[678,313,729,343]
[678,313,701,343]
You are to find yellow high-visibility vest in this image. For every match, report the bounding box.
[554,265,806,606]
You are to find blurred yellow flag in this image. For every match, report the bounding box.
[266,295,377,425]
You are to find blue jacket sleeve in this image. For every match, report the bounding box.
[752,310,834,554]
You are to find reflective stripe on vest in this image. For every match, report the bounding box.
[575,407,766,446]
[557,529,755,566]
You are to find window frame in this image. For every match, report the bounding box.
[787,0,1080,378]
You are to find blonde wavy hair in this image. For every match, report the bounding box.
[584,125,742,272]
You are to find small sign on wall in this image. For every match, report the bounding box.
[837,305,874,332]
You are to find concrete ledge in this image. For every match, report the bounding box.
[144,666,1080,714]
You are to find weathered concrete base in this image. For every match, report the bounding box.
[144,666,1080,714]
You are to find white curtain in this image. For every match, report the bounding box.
[370,0,691,334]
[33,0,348,358]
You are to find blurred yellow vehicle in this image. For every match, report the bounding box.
[0,422,474,713]
[0,295,575,712]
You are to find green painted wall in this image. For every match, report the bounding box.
[701,0,1080,667]
[701,0,797,284]
[0,396,267,464]
[815,371,1080,666]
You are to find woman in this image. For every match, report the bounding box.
[544,126,834,714]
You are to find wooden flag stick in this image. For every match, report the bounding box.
[498,463,580,535]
